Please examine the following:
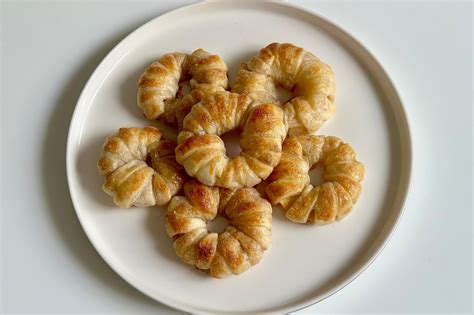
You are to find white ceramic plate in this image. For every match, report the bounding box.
[66,1,412,313]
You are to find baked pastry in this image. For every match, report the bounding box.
[265,135,364,224]
[232,42,335,135]
[175,91,287,189]
[97,127,186,208]
[166,179,272,278]
[137,49,228,129]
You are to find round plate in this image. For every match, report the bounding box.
[66,1,411,313]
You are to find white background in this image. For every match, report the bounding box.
[1,0,472,313]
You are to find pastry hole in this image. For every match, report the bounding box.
[309,163,325,187]
[207,215,229,234]
[221,130,241,158]
[176,81,191,99]
[145,155,153,168]
[275,86,293,104]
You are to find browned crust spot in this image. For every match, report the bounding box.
[177,135,216,153]
[196,241,214,262]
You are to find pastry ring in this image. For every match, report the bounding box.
[175,91,287,189]
[265,135,364,224]
[137,49,228,129]
[97,127,186,208]
[166,179,272,278]
[232,42,336,135]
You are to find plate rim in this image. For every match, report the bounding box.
[66,1,413,313]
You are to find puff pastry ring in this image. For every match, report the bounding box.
[232,42,336,135]
[137,49,228,129]
[97,127,186,208]
[175,91,287,189]
[166,179,272,278]
[265,135,364,224]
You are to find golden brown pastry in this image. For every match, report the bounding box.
[175,91,287,189]
[166,179,272,278]
[137,49,228,128]
[97,127,186,208]
[265,135,364,224]
[232,42,336,135]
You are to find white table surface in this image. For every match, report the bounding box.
[1,0,472,313]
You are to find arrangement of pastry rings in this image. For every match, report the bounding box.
[96,43,365,279]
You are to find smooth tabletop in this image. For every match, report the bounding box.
[1,1,472,313]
